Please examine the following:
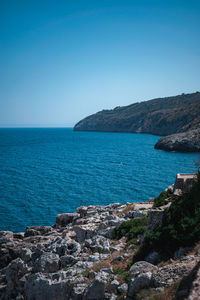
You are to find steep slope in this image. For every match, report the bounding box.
[133,171,200,262]
[74,92,200,136]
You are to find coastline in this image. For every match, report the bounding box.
[0,201,153,299]
[0,173,200,300]
[1,173,200,300]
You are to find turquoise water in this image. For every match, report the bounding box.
[0,128,199,232]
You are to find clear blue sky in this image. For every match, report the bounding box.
[1,0,200,127]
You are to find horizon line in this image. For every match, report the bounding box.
[0,126,74,129]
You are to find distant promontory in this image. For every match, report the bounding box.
[74,92,200,152]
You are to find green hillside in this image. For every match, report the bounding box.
[74,92,200,136]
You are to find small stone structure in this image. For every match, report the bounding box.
[173,173,196,195]
[146,210,164,235]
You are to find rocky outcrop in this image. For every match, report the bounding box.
[127,272,152,298]
[33,252,60,273]
[126,255,200,298]
[0,202,152,300]
[0,174,200,299]
[74,92,200,136]
[24,272,84,300]
[129,261,158,277]
[188,261,200,299]
[56,213,80,227]
[152,256,199,288]
[83,271,109,300]
[154,129,200,152]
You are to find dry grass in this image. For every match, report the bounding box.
[110,237,126,246]
[114,204,135,217]
[91,247,137,285]
[92,258,113,273]
[187,242,200,256]
[157,258,176,268]
[136,280,181,300]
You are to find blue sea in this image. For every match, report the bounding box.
[0,128,199,233]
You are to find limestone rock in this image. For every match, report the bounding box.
[100,267,113,274]
[108,279,120,292]
[118,283,128,294]
[76,206,88,218]
[24,226,52,238]
[73,225,96,243]
[21,248,33,263]
[87,235,110,253]
[129,261,158,278]
[0,231,14,244]
[25,272,71,300]
[46,238,81,256]
[127,272,152,297]
[34,252,60,273]
[155,129,200,152]
[2,200,198,300]
[71,283,89,300]
[83,272,109,300]
[188,262,200,300]
[56,213,80,227]
[153,259,197,288]
[5,258,29,298]
[60,254,78,267]
[13,232,24,239]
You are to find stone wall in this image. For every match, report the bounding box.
[173,174,196,195]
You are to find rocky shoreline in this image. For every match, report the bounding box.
[154,129,200,152]
[0,202,150,300]
[1,186,200,300]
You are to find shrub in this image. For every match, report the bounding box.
[133,172,200,262]
[113,217,147,241]
[152,191,171,208]
[113,268,130,282]
[82,268,90,277]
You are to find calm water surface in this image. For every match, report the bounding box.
[0,128,199,232]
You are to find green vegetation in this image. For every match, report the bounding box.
[133,172,200,262]
[152,191,171,208]
[97,248,105,254]
[74,92,200,136]
[82,268,90,278]
[113,268,130,282]
[113,217,147,241]
[126,238,138,246]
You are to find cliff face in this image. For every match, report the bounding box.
[74,92,200,136]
